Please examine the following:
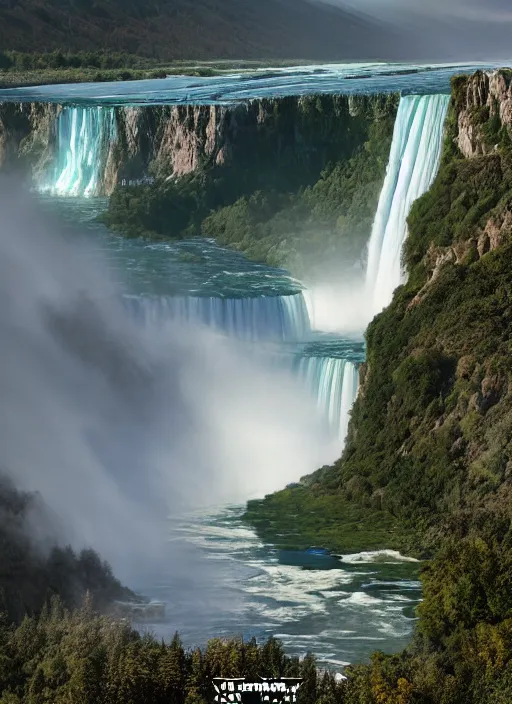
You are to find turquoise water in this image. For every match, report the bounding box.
[0,61,504,106]
[35,195,419,670]
[139,506,422,670]
[36,196,304,298]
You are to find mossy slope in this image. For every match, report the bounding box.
[246,71,512,702]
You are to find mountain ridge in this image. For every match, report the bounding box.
[0,0,410,61]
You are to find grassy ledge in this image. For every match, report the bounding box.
[243,486,407,555]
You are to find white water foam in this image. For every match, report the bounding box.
[340,549,421,564]
[42,106,118,197]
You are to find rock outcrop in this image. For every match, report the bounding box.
[405,69,512,312]
[457,69,512,158]
[0,102,59,180]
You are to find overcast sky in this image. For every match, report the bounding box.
[329,0,512,22]
[316,0,512,61]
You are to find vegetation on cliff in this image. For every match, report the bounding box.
[0,52,288,88]
[202,109,395,278]
[245,71,512,702]
[0,473,136,625]
[0,600,342,704]
[105,94,398,278]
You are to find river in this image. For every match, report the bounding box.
[35,194,421,671]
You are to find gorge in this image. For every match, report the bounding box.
[0,63,511,702]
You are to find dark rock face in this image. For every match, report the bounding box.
[0,94,395,196]
[0,102,59,180]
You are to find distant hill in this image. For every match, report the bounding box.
[0,0,409,61]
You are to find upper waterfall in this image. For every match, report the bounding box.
[365,94,450,317]
[44,107,118,197]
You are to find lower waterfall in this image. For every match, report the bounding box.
[294,356,359,444]
[123,292,312,342]
[365,94,450,317]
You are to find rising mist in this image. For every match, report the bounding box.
[0,179,339,586]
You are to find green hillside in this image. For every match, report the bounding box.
[0,0,400,61]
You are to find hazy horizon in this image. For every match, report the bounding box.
[313,0,512,63]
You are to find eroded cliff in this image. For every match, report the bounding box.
[0,102,59,180]
[0,94,397,200]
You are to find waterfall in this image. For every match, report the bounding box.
[123,293,311,342]
[365,94,450,317]
[294,356,359,445]
[45,106,117,197]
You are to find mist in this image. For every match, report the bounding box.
[0,179,338,586]
[305,278,370,336]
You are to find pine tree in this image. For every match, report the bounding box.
[26,667,45,704]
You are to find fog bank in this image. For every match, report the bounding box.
[0,179,337,584]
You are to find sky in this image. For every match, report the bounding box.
[317,0,512,61]
[335,0,512,23]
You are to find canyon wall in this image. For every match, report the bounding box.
[407,69,512,308]
[288,68,512,552]
[0,94,397,196]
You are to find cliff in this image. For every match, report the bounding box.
[0,94,395,189]
[246,70,512,702]
[113,94,396,193]
[0,101,59,180]
[111,97,367,189]
[455,69,512,158]
[105,94,399,276]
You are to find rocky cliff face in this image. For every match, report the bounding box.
[109,104,237,192]
[0,94,396,196]
[406,70,512,309]
[456,69,512,158]
[337,69,512,543]
[0,102,60,181]
[109,95,388,195]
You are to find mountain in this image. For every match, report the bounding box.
[0,0,409,61]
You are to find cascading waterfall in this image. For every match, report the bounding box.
[123,292,312,342]
[45,106,117,197]
[36,94,449,451]
[365,94,450,317]
[293,356,359,445]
